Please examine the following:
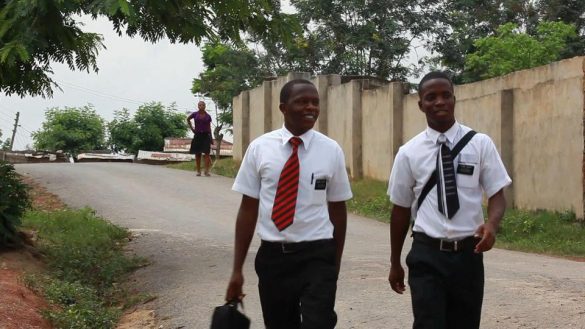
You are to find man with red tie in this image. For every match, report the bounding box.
[225,79,353,328]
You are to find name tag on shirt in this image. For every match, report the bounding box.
[457,164,475,175]
[315,179,327,190]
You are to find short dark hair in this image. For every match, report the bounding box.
[417,71,454,94]
[280,79,315,103]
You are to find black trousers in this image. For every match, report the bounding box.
[255,239,338,329]
[406,237,484,329]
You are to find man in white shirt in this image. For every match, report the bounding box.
[387,71,511,329]
[226,79,353,328]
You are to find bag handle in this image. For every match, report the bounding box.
[227,299,246,313]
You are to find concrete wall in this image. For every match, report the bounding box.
[232,91,249,161]
[248,81,271,143]
[232,56,585,218]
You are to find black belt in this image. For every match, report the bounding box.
[260,239,334,254]
[412,232,479,252]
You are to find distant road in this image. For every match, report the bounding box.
[16,163,585,329]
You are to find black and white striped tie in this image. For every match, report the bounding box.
[437,134,459,219]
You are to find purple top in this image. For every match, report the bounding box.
[189,111,212,133]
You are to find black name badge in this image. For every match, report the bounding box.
[315,179,327,190]
[457,164,475,175]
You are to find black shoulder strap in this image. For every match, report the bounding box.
[416,130,477,210]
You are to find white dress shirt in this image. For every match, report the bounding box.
[233,126,353,242]
[388,122,512,240]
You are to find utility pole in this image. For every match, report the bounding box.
[9,112,19,151]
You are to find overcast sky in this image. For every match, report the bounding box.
[0,16,212,151]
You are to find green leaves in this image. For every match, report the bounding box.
[192,42,266,127]
[0,161,31,247]
[108,102,187,154]
[427,0,585,82]
[32,105,107,155]
[1,0,294,98]
[464,21,577,80]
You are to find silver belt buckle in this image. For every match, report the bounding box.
[439,239,458,252]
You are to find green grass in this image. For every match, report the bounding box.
[347,178,585,258]
[496,209,585,257]
[347,178,391,221]
[166,158,240,178]
[21,208,147,329]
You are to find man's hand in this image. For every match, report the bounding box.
[389,264,406,294]
[474,222,497,253]
[225,271,245,302]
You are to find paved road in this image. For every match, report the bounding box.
[16,163,585,329]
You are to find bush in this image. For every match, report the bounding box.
[0,161,31,246]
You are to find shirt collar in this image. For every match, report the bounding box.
[280,125,314,150]
[425,121,460,145]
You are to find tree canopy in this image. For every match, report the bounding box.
[278,0,438,80]
[428,0,585,82]
[464,21,577,81]
[108,102,186,154]
[32,105,106,155]
[192,42,267,127]
[0,0,296,98]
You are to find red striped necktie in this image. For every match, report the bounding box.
[271,136,303,231]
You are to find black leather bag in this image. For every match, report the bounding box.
[210,300,250,329]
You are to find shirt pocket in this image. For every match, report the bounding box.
[456,153,479,188]
[310,174,329,205]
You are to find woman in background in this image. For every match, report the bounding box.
[187,101,213,176]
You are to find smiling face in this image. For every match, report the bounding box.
[418,78,456,132]
[197,101,206,111]
[280,83,320,136]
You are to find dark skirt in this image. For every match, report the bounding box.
[190,132,212,154]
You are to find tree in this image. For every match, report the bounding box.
[428,0,585,82]
[464,21,577,81]
[32,105,106,155]
[107,108,138,153]
[0,0,296,98]
[284,0,439,80]
[108,102,187,154]
[427,0,533,81]
[192,42,267,126]
[192,42,269,159]
[1,138,10,151]
[536,0,585,57]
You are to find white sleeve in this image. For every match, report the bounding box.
[479,137,512,197]
[232,144,261,199]
[327,145,353,202]
[388,148,416,208]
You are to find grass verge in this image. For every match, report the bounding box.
[496,209,585,257]
[166,157,240,178]
[21,208,147,329]
[347,178,585,258]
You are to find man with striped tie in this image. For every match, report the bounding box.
[387,71,511,329]
[226,79,353,328]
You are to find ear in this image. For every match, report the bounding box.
[418,100,423,112]
[279,103,286,114]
